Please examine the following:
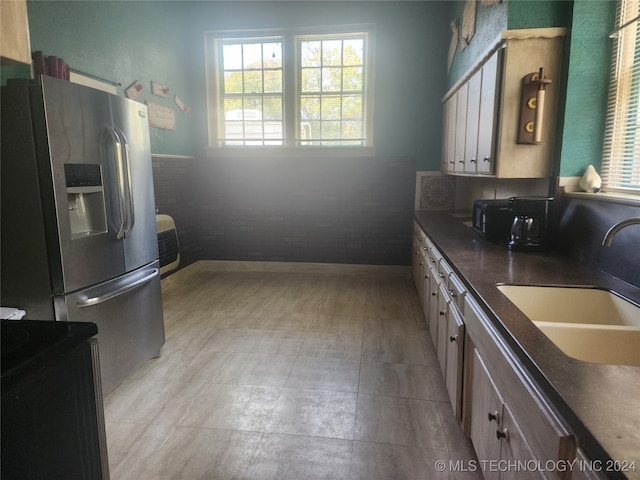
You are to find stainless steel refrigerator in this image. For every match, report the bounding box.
[1,75,165,395]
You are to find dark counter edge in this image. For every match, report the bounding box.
[1,320,99,391]
[414,210,639,480]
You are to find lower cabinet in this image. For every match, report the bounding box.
[413,221,578,480]
[427,261,441,350]
[422,236,466,423]
[411,229,422,293]
[412,226,431,334]
[501,403,544,480]
[436,283,450,374]
[470,349,504,480]
[2,337,109,479]
[571,449,609,480]
[445,302,465,421]
[471,349,543,480]
[465,295,576,480]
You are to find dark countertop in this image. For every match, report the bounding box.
[414,210,640,479]
[1,319,98,391]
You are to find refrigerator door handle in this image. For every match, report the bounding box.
[104,127,127,239]
[114,127,135,237]
[76,267,159,308]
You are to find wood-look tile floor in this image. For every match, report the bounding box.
[104,263,481,480]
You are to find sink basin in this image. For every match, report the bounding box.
[497,285,640,366]
[496,285,640,326]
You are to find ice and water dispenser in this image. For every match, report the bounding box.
[64,163,107,238]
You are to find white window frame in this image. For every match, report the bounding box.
[205,26,375,157]
[602,0,640,194]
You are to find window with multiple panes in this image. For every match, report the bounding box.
[218,38,284,146]
[297,34,367,146]
[206,28,373,150]
[602,0,640,193]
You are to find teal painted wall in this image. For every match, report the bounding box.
[184,1,450,171]
[446,0,508,89]
[447,0,571,88]
[507,0,572,30]
[24,1,195,156]
[0,63,31,85]
[20,1,450,169]
[558,0,614,177]
[446,0,614,179]
[15,0,612,176]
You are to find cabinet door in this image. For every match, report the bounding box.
[428,263,441,349]
[446,304,465,421]
[470,349,503,480]
[437,283,451,375]
[571,449,606,480]
[500,403,546,480]
[417,246,427,306]
[444,94,457,172]
[441,97,451,171]
[421,246,431,321]
[1,340,108,479]
[477,50,500,174]
[411,234,421,290]
[465,70,482,173]
[424,250,438,334]
[454,83,468,172]
[0,0,31,64]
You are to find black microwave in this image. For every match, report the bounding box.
[472,199,513,242]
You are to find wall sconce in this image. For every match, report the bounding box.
[517,67,552,144]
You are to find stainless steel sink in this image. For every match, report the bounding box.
[497,285,640,366]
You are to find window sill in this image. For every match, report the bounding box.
[206,146,376,158]
[566,191,640,207]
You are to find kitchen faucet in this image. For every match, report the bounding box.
[602,217,640,246]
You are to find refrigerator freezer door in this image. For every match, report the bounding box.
[58,262,165,395]
[110,96,159,272]
[37,76,126,294]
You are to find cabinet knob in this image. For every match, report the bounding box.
[496,429,508,440]
[458,159,464,164]
[483,157,490,162]
[448,289,456,297]
[431,291,437,297]
[450,335,457,343]
[449,160,455,165]
[488,411,499,423]
[430,258,436,263]
[438,272,445,278]
[419,262,424,266]
[470,158,477,163]
[439,310,446,316]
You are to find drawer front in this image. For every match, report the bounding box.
[448,273,467,312]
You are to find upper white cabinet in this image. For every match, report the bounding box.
[442,28,566,178]
[454,83,469,173]
[442,91,457,172]
[0,0,32,65]
[476,52,499,174]
[465,69,482,173]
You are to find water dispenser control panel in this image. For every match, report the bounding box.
[65,163,107,238]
